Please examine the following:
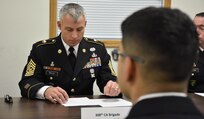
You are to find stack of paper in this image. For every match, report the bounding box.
[62,97,132,107]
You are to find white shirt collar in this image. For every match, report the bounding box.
[200,47,204,52]
[61,36,79,56]
[137,92,187,102]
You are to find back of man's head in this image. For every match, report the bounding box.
[121,7,198,83]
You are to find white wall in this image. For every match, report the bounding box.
[171,0,204,19]
[0,0,204,97]
[0,0,49,97]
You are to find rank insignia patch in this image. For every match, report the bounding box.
[25,59,36,76]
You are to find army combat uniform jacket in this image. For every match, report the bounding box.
[19,35,117,98]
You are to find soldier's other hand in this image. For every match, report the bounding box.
[44,86,69,104]
[104,80,121,96]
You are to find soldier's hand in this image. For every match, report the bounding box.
[104,80,121,96]
[44,86,69,104]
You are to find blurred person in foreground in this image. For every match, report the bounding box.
[112,7,204,119]
[19,3,120,104]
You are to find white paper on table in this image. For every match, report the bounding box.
[62,97,132,107]
[195,93,204,97]
[91,98,132,107]
[62,97,98,107]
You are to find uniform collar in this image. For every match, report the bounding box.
[137,92,187,102]
[61,36,80,56]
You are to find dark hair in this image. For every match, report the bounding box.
[121,7,198,82]
[195,12,204,17]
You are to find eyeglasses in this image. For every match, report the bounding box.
[111,49,145,63]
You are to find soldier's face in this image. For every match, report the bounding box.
[58,14,86,46]
[117,44,131,99]
[194,16,204,49]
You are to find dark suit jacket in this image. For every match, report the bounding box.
[126,96,204,119]
[19,35,117,98]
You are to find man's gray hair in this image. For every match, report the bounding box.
[59,3,86,21]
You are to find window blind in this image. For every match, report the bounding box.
[57,0,163,40]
